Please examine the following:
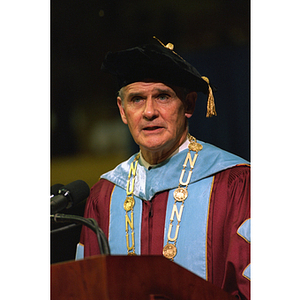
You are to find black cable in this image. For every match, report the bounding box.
[52,214,104,254]
[87,217,110,255]
[51,223,80,234]
[51,213,110,255]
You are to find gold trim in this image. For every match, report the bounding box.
[205,175,215,280]
[236,163,251,167]
[242,263,251,281]
[107,184,116,241]
[237,218,251,244]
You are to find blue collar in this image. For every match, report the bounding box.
[101,140,249,201]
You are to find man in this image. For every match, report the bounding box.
[77,39,250,299]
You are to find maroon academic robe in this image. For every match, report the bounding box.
[79,165,250,300]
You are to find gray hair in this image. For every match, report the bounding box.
[117,87,126,106]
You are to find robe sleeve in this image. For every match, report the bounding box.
[207,165,250,300]
[79,179,115,257]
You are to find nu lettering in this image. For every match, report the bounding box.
[167,204,184,241]
[179,152,198,185]
[126,160,138,195]
[125,211,134,250]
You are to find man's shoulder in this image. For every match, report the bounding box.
[216,164,250,179]
[213,164,250,192]
[192,140,249,177]
[99,153,138,186]
[89,177,116,199]
[198,140,249,163]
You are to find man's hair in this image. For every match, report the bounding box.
[117,87,126,106]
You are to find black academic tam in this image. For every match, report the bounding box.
[101,42,209,94]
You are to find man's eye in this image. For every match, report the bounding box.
[158,94,169,101]
[131,97,143,103]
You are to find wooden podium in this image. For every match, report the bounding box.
[51,255,235,300]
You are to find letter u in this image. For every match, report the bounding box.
[167,223,180,242]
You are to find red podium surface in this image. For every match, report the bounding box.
[51,255,235,300]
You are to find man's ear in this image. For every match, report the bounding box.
[184,92,197,118]
[117,97,128,124]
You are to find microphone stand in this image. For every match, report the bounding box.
[51,213,110,255]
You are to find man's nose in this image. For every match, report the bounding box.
[143,98,158,120]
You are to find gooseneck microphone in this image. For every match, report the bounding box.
[50,180,90,214]
[50,180,110,255]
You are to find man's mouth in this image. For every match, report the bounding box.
[143,126,163,131]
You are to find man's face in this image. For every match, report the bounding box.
[117,81,196,162]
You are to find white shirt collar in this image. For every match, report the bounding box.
[139,138,190,170]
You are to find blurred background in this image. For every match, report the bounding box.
[51,0,250,263]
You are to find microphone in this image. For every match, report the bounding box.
[50,183,64,198]
[50,180,90,214]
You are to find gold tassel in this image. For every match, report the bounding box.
[152,36,217,117]
[201,76,217,117]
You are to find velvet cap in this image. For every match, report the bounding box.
[101,42,209,94]
[101,38,217,117]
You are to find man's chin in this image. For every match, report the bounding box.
[139,137,173,153]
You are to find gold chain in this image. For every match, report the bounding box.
[162,134,202,260]
[123,135,202,258]
[123,153,140,255]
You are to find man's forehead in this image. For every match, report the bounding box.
[123,81,180,95]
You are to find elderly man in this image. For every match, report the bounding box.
[77,39,250,300]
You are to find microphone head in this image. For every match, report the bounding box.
[51,184,64,196]
[59,180,90,208]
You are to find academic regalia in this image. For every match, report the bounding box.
[77,140,250,300]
